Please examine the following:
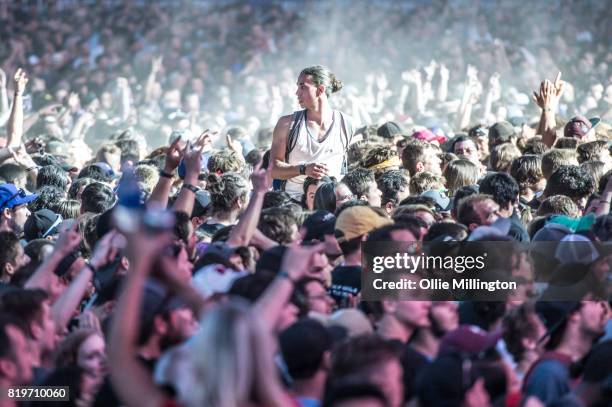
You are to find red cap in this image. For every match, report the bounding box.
[440,324,502,355]
[564,116,592,139]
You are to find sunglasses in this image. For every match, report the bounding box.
[0,188,27,210]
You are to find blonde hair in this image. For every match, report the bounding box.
[181,300,287,407]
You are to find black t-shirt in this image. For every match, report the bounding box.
[197,222,226,239]
[401,345,431,401]
[329,265,362,303]
[94,357,158,407]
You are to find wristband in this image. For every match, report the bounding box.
[182,183,199,193]
[277,270,296,284]
[299,164,306,175]
[159,169,173,178]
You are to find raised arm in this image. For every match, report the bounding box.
[171,141,203,216]
[533,72,565,148]
[253,242,325,331]
[148,137,184,207]
[144,56,162,103]
[108,230,171,407]
[50,231,118,331]
[226,162,272,248]
[25,224,82,293]
[6,68,28,148]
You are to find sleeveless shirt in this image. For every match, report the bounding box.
[284,110,350,197]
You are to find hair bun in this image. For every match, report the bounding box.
[330,75,343,93]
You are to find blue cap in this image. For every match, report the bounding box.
[0,184,37,210]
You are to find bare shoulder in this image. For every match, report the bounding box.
[273,114,294,139]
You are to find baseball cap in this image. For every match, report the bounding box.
[421,189,451,212]
[302,210,336,241]
[0,184,37,210]
[377,122,403,139]
[554,234,599,265]
[412,129,446,145]
[488,121,516,143]
[23,209,63,241]
[335,206,392,243]
[197,242,237,269]
[564,116,600,139]
[92,162,117,178]
[255,245,288,274]
[439,325,502,356]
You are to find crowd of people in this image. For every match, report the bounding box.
[0,0,611,406]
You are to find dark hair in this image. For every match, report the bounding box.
[522,138,548,155]
[77,165,113,183]
[598,169,612,194]
[205,173,248,216]
[0,231,21,275]
[451,185,479,219]
[0,164,26,185]
[580,161,606,187]
[367,222,419,242]
[0,288,49,338]
[335,199,368,217]
[363,146,398,170]
[541,149,577,179]
[244,149,262,167]
[342,168,375,199]
[279,318,332,380]
[377,170,410,207]
[479,172,519,208]
[51,199,81,220]
[68,177,95,200]
[331,335,402,380]
[29,185,65,212]
[314,182,337,213]
[456,194,494,227]
[451,135,477,154]
[592,215,612,242]
[258,207,298,244]
[510,155,543,195]
[424,222,468,241]
[36,165,69,191]
[81,182,116,214]
[489,143,521,173]
[262,191,293,210]
[554,137,579,150]
[544,165,595,200]
[324,380,388,407]
[172,211,191,246]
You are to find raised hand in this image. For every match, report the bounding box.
[488,73,501,101]
[116,77,129,90]
[67,92,80,110]
[281,241,326,282]
[250,160,272,193]
[194,129,216,153]
[14,68,28,95]
[164,136,184,173]
[305,162,329,179]
[226,133,243,155]
[38,103,62,116]
[89,231,122,269]
[55,222,82,256]
[9,144,37,169]
[182,141,203,180]
[439,64,449,81]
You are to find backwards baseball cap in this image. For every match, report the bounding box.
[335,206,392,243]
[535,300,582,342]
[23,209,63,241]
[0,184,37,210]
[564,116,600,139]
[421,189,451,212]
[377,121,403,139]
[554,234,599,265]
[303,210,336,242]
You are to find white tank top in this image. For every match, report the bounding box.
[285,110,347,197]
